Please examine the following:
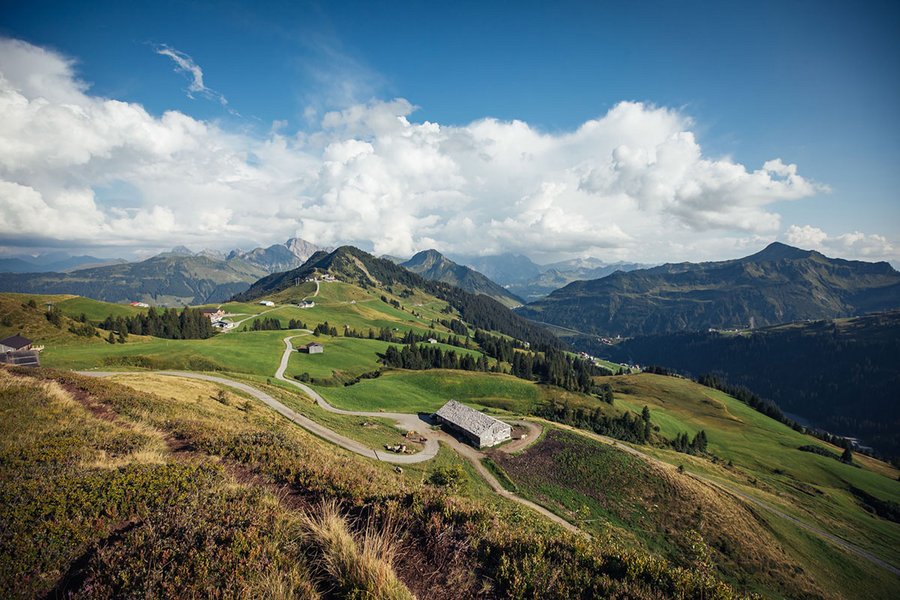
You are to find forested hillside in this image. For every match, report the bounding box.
[591,311,900,458]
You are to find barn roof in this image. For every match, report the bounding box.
[435,400,508,437]
[0,334,32,350]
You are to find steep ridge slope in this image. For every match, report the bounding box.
[234,245,561,349]
[401,249,523,308]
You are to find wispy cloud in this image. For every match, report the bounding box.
[154,44,231,109]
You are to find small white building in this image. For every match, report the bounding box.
[298,300,315,308]
[259,300,275,307]
[434,400,511,448]
[427,338,438,344]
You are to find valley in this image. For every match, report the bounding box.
[2,246,899,599]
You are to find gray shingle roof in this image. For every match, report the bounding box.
[435,400,507,437]
[0,334,31,350]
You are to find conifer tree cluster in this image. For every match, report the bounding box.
[381,342,491,372]
[535,400,653,444]
[100,307,214,339]
[672,430,708,454]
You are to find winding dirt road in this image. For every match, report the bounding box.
[79,336,900,569]
[79,343,581,535]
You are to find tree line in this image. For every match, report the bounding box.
[534,400,652,445]
[381,342,491,372]
[100,307,215,340]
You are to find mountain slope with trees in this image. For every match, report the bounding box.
[234,245,562,350]
[401,249,524,308]
[588,311,900,458]
[517,242,900,336]
[0,252,270,306]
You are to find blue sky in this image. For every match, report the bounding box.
[0,0,898,264]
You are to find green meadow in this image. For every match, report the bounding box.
[318,369,541,414]
[608,373,900,570]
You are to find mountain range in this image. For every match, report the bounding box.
[0,238,322,305]
[449,252,648,300]
[0,252,128,273]
[516,242,900,336]
[0,252,269,305]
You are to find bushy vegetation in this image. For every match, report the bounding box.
[1,368,750,599]
[248,316,306,331]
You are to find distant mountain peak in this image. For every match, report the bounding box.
[169,245,194,256]
[285,238,320,262]
[745,242,814,262]
[406,249,447,267]
[402,249,523,308]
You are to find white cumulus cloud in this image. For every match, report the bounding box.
[1,36,877,265]
[786,225,895,261]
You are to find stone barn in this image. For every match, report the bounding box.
[298,342,324,354]
[434,400,511,448]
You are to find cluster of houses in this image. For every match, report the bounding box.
[128,301,150,308]
[0,335,41,367]
[200,307,234,330]
[304,273,337,283]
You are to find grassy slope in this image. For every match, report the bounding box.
[319,369,542,414]
[490,427,898,600]
[0,294,111,346]
[0,368,741,599]
[607,374,900,569]
[43,330,288,374]
[9,280,900,598]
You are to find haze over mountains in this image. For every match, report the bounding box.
[0,238,323,305]
[0,252,128,273]
[517,242,900,336]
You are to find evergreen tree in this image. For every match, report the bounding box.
[841,446,854,463]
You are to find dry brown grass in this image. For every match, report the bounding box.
[299,501,414,600]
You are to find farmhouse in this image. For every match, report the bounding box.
[259,300,275,307]
[427,338,438,344]
[434,400,511,448]
[298,342,324,354]
[200,308,225,321]
[298,300,315,308]
[129,301,150,308]
[0,334,33,353]
[0,335,40,367]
